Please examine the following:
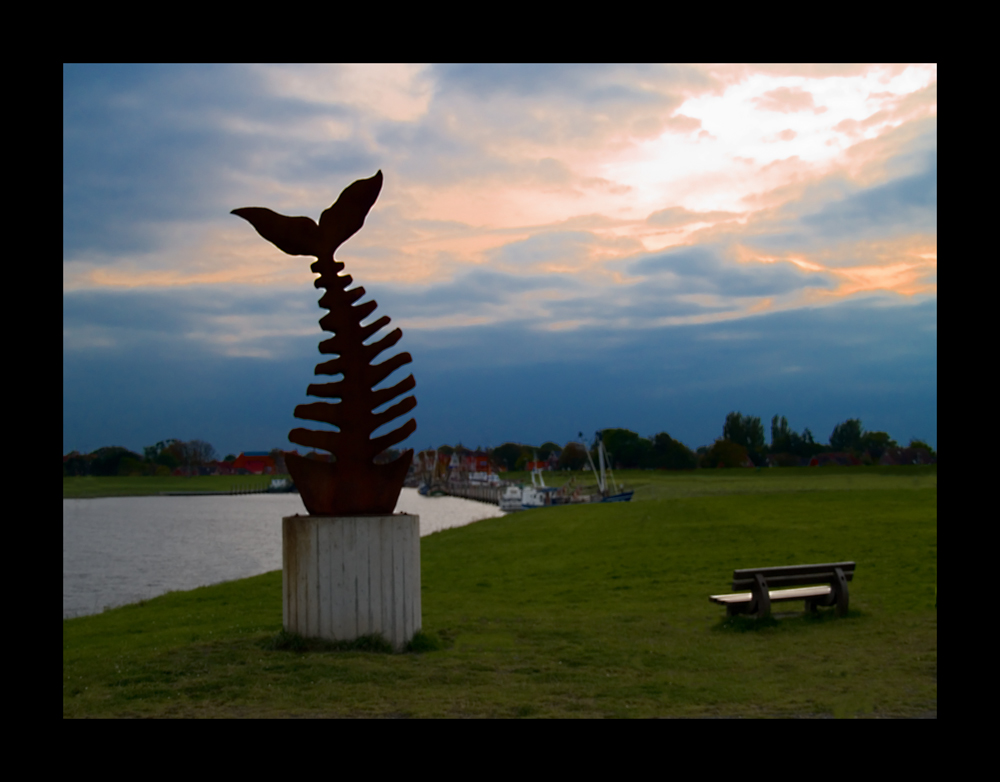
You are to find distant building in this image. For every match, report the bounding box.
[463,451,492,472]
[231,451,277,475]
[809,453,862,467]
[879,446,935,466]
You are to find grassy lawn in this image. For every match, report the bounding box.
[503,464,937,499]
[63,474,286,498]
[63,468,936,717]
[64,464,935,500]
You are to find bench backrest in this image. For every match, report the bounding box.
[732,561,855,591]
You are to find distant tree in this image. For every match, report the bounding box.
[652,432,697,470]
[860,431,896,461]
[723,412,765,466]
[145,439,178,462]
[601,429,651,469]
[437,444,455,456]
[144,439,181,470]
[538,441,562,461]
[771,415,795,453]
[186,440,217,465]
[63,451,92,477]
[492,442,524,472]
[770,416,825,462]
[89,446,144,476]
[908,438,937,459]
[829,419,864,454]
[118,456,145,476]
[168,440,217,476]
[558,442,589,471]
[224,454,236,462]
[703,439,750,468]
[798,428,825,458]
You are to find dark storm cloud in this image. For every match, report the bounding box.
[63,64,380,259]
[63,282,937,458]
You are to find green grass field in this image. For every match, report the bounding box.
[63,467,936,717]
[63,474,283,498]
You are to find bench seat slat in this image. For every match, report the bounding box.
[709,585,832,605]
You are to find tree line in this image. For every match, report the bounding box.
[439,413,935,472]
[65,439,235,477]
[64,413,936,477]
[702,412,935,468]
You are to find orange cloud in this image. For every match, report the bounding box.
[752,86,827,115]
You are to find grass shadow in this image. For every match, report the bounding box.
[262,629,451,654]
[713,607,862,633]
[263,630,394,654]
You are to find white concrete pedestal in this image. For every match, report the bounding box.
[282,514,421,651]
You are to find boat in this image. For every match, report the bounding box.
[418,481,447,497]
[499,434,632,511]
[498,466,559,512]
[583,431,634,503]
[500,485,524,511]
[267,477,297,493]
[415,448,449,497]
[521,468,560,508]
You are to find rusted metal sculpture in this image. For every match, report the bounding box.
[232,171,416,515]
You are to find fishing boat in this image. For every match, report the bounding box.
[500,438,632,511]
[500,485,524,511]
[267,477,296,493]
[418,481,447,497]
[521,468,560,509]
[584,431,634,503]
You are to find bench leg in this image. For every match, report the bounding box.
[833,567,849,616]
[751,573,771,618]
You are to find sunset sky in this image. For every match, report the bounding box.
[64,64,937,458]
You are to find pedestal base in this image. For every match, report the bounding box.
[282,514,420,651]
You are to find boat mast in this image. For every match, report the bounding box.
[597,433,606,496]
[581,431,604,494]
[603,442,620,495]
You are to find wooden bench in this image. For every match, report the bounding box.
[710,562,855,618]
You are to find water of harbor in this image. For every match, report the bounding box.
[63,488,505,619]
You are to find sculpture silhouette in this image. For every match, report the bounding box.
[232,171,416,515]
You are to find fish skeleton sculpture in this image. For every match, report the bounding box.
[232,171,416,516]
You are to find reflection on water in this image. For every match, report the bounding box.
[63,488,504,618]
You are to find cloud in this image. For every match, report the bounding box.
[752,86,828,115]
[646,207,742,228]
[800,157,936,238]
[63,65,937,459]
[628,244,834,300]
[254,64,434,123]
[64,292,936,457]
[662,114,702,134]
[63,286,321,359]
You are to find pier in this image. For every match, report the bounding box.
[160,482,271,496]
[440,483,503,505]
